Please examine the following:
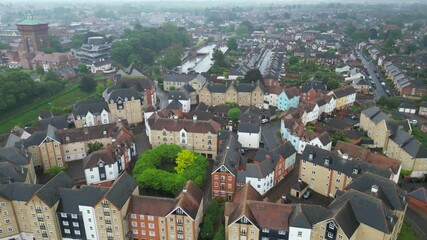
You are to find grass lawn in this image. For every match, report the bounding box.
[412,127,427,147]
[398,220,420,240]
[0,83,93,134]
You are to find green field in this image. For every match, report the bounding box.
[398,220,420,240]
[0,83,93,134]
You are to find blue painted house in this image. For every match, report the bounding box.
[277,87,301,111]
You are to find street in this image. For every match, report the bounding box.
[356,50,387,100]
[154,80,169,109]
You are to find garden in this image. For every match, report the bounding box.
[132,144,209,196]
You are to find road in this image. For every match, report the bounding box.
[261,120,282,151]
[405,207,427,239]
[154,80,168,109]
[356,50,387,100]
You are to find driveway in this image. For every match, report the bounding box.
[356,50,387,100]
[261,120,282,151]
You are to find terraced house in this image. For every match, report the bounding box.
[360,107,427,177]
[225,173,407,240]
[129,181,204,240]
[299,145,396,198]
[199,81,266,108]
[327,86,356,110]
[146,113,221,158]
[72,99,111,128]
[103,87,144,125]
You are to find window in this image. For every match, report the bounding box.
[278,230,286,235]
[329,224,335,230]
[7,227,13,232]
[140,223,145,228]
[327,232,333,238]
[71,214,78,219]
[298,231,302,237]
[140,215,145,220]
[338,235,343,240]
[149,223,155,229]
[62,221,69,226]
[75,230,81,235]
[142,230,146,235]
[73,222,79,227]
[149,231,155,236]
[2,210,8,216]
[148,216,154,221]
[132,221,137,227]
[64,229,71,234]
[133,230,138,234]
[262,228,269,233]
[5,219,10,224]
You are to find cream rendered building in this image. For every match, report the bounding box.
[103,87,144,125]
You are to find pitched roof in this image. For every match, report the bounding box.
[164,74,198,83]
[72,99,109,117]
[175,181,204,219]
[284,86,301,98]
[213,132,241,175]
[149,115,221,134]
[0,147,31,166]
[272,141,297,159]
[389,130,427,158]
[104,87,143,102]
[409,187,427,203]
[58,186,108,213]
[0,182,42,202]
[238,122,260,133]
[116,76,154,92]
[104,172,137,208]
[302,145,392,180]
[334,141,401,175]
[330,86,356,98]
[0,162,28,183]
[33,172,74,207]
[39,115,68,131]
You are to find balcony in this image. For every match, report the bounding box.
[102,203,109,208]
[36,209,42,213]
[42,234,48,238]
[177,221,183,226]
[105,220,111,224]
[107,237,114,240]
[240,231,247,236]
[38,218,44,222]
[104,211,110,216]
[40,225,46,230]
[106,228,113,233]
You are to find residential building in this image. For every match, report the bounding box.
[299,145,395,197]
[57,186,108,240]
[129,181,204,240]
[334,141,402,183]
[398,103,417,114]
[103,87,144,125]
[76,37,111,65]
[264,85,283,108]
[0,147,37,184]
[300,79,326,101]
[72,99,110,128]
[92,173,138,240]
[167,91,191,113]
[146,113,221,158]
[211,131,241,200]
[408,188,427,215]
[163,74,206,92]
[225,184,292,240]
[26,172,75,240]
[360,107,427,177]
[277,87,300,111]
[199,81,266,108]
[32,52,78,72]
[237,147,296,195]
[419,102,427,117]
[0,183,42,240]
[327,86,356,110]
[83,135,136,185]
[114,75,156,107]
[237,108,262,149]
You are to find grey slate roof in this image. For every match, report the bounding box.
[238,122,260,134]
[166,99,183,110]
[104,172,137,208]
[289,204,331,228]
[104,87,143,102]
[73,99,109,117]
[213,132,240,175]
[273,141,297,159]
[39,115,68,131]
[331,86,356,98]
[34,172,74,206]
[0,147,31,165]
[0,182,42,201]
[302,145,392,180]
[0,162,28,183]
[58,186,108,213]
[168,91,189,100]
[164,74,198,83]
[390,130,427,158]
[207,84,228,93]
[409,187,427,203]
[334,201,360,238]
[21,131,46,148]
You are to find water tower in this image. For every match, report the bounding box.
[16,14,50,52]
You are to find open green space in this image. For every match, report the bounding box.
[397,220,420,240]
[412,127,427,148]
[0,82,93,134]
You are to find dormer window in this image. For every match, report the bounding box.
[353,168,359,174]
[324,158,330,166]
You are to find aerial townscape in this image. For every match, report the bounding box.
[1,0,427,240]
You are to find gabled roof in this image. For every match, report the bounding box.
[390,130,427,158]
[104,87,143,102]
[164,74,198,83]
[213,132,240,175]
[302,145,392,180]
[330,86,356,98]
[32,172,74,207]
[104,172,137,209]
[409,187,427,203]
[39,115,68,131]
[0,162,28,183]
[238,122,260,134]
[0,182,42,202]
[58,186,108,214]
[0,147,31,166]
[73,99,109,117]
[148,115,221,134]
[272,141,297,159]
[174,181,204,220]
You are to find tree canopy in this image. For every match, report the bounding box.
[242,69,262,83]
[88,141,104,154]
[133,145,209,195]
[228,108,241,122]
[236,20,254,38]
[80,75,97,93]
[227,37,238,51]
[111,23,190,68]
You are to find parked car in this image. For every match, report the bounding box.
[261,119,269,124]
[349,114,359,120]
[385,90,391,96]
[381,82,386,86]
[410,177,424,183]
[409,119,418,126]
[303,190,312,199]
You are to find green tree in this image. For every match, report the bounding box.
[212,49,227,68]
[214,225,225,240]
[228,108,241,122]
[71,34,85,49]
[44,70,61,82]
[46,166,63,176]
[175,149,197,175]
[332,132,345,146]
[288,56,299,65]
[344,22,357,35]
[80,75,97,93]
[326,79,340,90]
[36,66,45,75]
[87,141,104,154]
[96,83,106,96]
[0,42,9,49]
[405,43,417,55]
[242,69,262,83]
[236,20,254,38]
[227,37,238,51]
[200,199,221,239]
[78,63,88,74]
[161,44,183,69]
[181,155,209,185]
